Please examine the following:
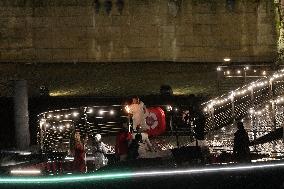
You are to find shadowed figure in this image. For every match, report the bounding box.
[233,121,251,163]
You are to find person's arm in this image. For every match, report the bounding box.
[102,142,108,154]
[144,136,154,152]
[141,101,147,114]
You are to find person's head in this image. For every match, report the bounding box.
[135,133,142,142]
[136,125,142,133]
[237,121,244,130]
[94,134,102,142]
[121,122,128,132]
[132,96,139,104]
[74,131,81,143]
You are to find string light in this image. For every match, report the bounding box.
[72,112,79,117]
[203,68,284,133]
[87,108,93,114]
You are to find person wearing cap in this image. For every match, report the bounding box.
[128,96,148,131]
[93,134,108,170]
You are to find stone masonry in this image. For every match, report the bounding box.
[0,0,278,63]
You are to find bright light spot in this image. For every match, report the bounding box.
[99,110,104,115]
[166,105,172,111]
[109,110,114,115]
[226,70,230,75]
[11,169,41,175]
[47,114,52,118]
[59,125,63,130]
[87,108,93,114]
[125,106,130,113]
[263,71,266,75]
[237,70,241,74]
[66,123,70,128]
[56,115,60,119]
[175,108,178,112]
[72,112,79,117]
[19,152,31,155]
[217,67,222,71]
[249,109,254,114]
[254,70,257,73]
[64,114,69,118]
[245,66,249,70]
[224,58,231,62]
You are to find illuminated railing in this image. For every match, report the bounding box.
[203,69,284,132]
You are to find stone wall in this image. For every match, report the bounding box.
[0,0,278,63]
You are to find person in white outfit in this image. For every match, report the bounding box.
[128,96,148,131]
[93,134,108,170]
[132,127,153,158]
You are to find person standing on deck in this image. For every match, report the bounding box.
[233,121,251,163]
[128,96,148,131]
[73,131,86,173]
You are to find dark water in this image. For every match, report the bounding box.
[0,62,218,97]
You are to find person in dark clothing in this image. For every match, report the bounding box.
[233,121,251,163]
[127,133,142,160]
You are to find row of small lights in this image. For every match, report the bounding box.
[203,69,284,113]
[217,66,267,76]
[43,108,115,119]
[39,107,122,152]
[248,95,284,116]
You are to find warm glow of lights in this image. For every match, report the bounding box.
[125,105,130,113]
[72,112,79,117]
[263,71,266,75]
[109,110,114,115]
[166,105,172,111]
[87,108,93,114]
[10,169,41,175]
[99,110,104,115]
[224,58,231,62]
[226,70,230,75]
[217,67,222,71]
[237,70,241,74]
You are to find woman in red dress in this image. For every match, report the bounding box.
[73,131,86,173]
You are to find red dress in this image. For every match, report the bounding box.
[73,143,86,173]
[115,131,132,156]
